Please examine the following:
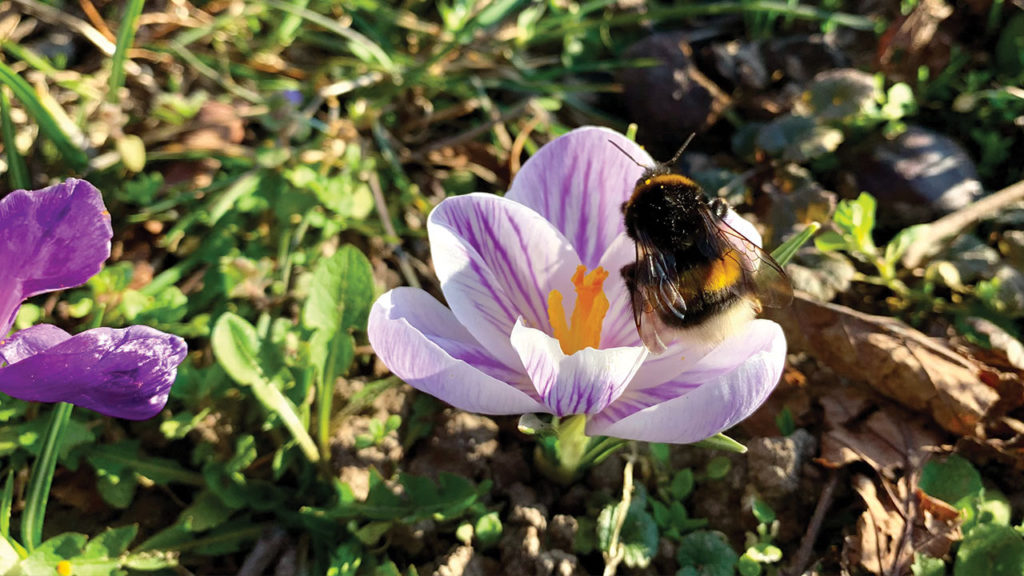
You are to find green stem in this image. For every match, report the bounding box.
[533,416,629,485]
[22,402,74,550]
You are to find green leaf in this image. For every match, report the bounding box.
[912,554,947,576]
[884,224,928,266]
[84,525,137,557]
[813,230,849,253]
[745,542,782,563]
[354,521,392,546]
[954,523,1024,576]
[676,530,738,576]
[670,469,694,501]
[919,454,983,506]
[690,433,747,453]
[302,245,375,334]
[211,312,263,386]
[831,192,878,255]
[475,511,502,548]
[706,456,732,480]
[751,500,776,524]
[775,406,796,436]
[597,497,658,569]
[327,540,363,576]
[962,489,1013,534]
[770,222,820,266]
[648,443,670,464]
[882,82,916,120]
[178,491,235,532]
[737,554,762,576]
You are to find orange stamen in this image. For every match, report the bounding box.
[547,265,610,354]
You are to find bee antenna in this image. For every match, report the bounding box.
[667,133,697,165]
[607,139,647,169]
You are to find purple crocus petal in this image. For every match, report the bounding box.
[506,127,653,269]
[510,319,647,417]
[723,208,763,248]
[0,325,187,420]
[429,194,581,360]
[596,232,642,348]
[587,320,786,443]
[0,324,70,364]
[368,288,547,415]
[0,179,112,334]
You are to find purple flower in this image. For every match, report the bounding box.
[368,127,787,444]
[0,179,186,420]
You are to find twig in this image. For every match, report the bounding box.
[11,0,117,55]
[603,444,637,576]
[784,470,839,576]
[237,527,289,576]
[406,99,534,162]
[902,177,1024,268]
[509,107,547,180]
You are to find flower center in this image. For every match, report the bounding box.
[546,265,609,355]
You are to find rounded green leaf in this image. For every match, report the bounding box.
[954,524,1024,576]
[676,530,738,576]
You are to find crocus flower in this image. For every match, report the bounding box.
[368,127,786,444]
[0,179,186,420]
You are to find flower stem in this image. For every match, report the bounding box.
[602,444,637,576]
[533,416,629,484]
[21,402,74,551]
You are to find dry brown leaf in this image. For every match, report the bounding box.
[876,0,954,82]
[767,294,999,435]
[182,101,246,150]
[818,393,942,473]
[845,473,959,575]
[915,487,959,523]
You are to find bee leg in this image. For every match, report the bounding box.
[708,197,729,219]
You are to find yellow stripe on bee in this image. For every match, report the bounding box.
[644,173,696,188]
[705,250,743,292]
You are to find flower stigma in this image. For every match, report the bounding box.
[546,265,610,354]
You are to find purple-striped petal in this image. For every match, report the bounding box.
[510,319,647,416]
[0,179,112,334]
[723,208,763,248]
[0,325,187,420]
[506,127,652,269]
[587,320,786,442]
[368,288,547,415]
[429,194,581,361]
[596,232,642,348]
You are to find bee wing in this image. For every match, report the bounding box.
[708,214,793,309]
[626,229,689,354]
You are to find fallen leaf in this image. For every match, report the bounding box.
[766,294,1000,435]
[845,472,959,575]
[818,392,942,473]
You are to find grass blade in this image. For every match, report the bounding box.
[108,0,146,102]
[0,89,29,190]
[0,61,87,170]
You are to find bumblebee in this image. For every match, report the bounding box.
[614,140,792,353]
